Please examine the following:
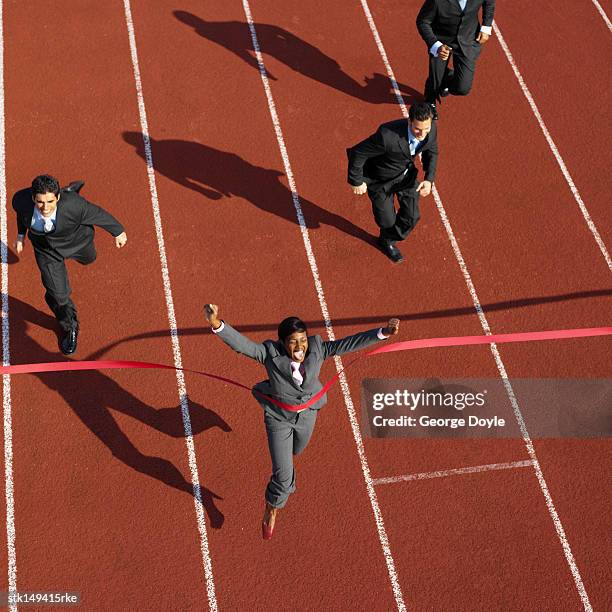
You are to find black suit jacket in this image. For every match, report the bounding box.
[347,119,438,191]
[417,0,495,58]
[12,188,124,259]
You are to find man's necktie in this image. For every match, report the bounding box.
[43,217,54,233]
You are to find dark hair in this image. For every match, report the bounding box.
[408,102,434,122]
[31,174,60,197]
[278,317,307,342]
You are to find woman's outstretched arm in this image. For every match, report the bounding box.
[205,303,267,363]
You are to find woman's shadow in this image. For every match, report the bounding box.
[173,10,421,105]
[9,295,230,528]
[123,131,376,247]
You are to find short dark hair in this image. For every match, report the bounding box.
[278,316,307,342]
[408,102,434,122]
[31,174,60,197]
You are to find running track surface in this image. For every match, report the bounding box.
[1,1,610,610]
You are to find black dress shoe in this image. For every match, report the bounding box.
[60,327,79,355]
[64,180,85,194]
[378,238,404,263]
[429,103,439,120]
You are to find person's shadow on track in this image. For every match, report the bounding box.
[9,296,229,528]
[173,10,421,105]
[123,131,376,247]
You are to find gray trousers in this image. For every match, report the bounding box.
[264,408,318,509]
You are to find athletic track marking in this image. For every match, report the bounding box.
[241,0,407,609]
[591,0,612,31]
[373,460,534,486]
[0,2,18,610]
[122,3,218,610]
[493,22,611,272]
[358,1,593,609]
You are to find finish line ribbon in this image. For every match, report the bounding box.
[1,326,610,412]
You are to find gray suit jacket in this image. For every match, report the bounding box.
[216,322,384,420]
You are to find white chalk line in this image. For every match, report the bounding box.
[122,2,217,610]
[373,460,534,486]
[493,21,611,273]
[591,0,612,31]
[359,2,593,610]
[241,0,406,609]
[0,1,18,610]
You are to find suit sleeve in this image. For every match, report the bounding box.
[215,322,267,363]
[347,127,386,186]
[11,193,29,236]
[482,0,495,26]
[416,0,439,49]
[422,129,439,182]
[78,197,125,236]
[322,328,384,359]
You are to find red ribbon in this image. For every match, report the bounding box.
[2,326,610,412]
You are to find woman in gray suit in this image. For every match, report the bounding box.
[204,303,399,539]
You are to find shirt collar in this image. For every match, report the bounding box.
[407,125,421,146]
[32,206,58,224]
[407,126,423,154]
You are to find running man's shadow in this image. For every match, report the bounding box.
[123,132,376,247]
[174,10,421,104]
[9,295,229,528]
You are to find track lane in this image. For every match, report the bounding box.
[492,0,612,254]
[359,0,611,608]
[124,1,411,609]
[4,2,222,609]
[243,0,610,608]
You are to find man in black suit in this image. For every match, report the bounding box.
[12,174,127,354]
[417,0,495,119]
[347,102,438,263]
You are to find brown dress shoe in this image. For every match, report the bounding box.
[262,502,278,540]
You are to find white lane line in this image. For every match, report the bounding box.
[0,2,18,610]
[241,1,406,610]
[591,0,612,31]
[359,3,593,610]
[122,3,217,610]
[373,460,534,486]
[493,21,611,273]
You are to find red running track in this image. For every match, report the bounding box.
[0,1,610,610]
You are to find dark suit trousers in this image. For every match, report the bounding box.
[35,241,97,331]
[264,408,317,508]
[368,173,421,242]
[424,44,481,102]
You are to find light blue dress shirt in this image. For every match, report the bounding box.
[407,126,421,157]
[31,206,57,233]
